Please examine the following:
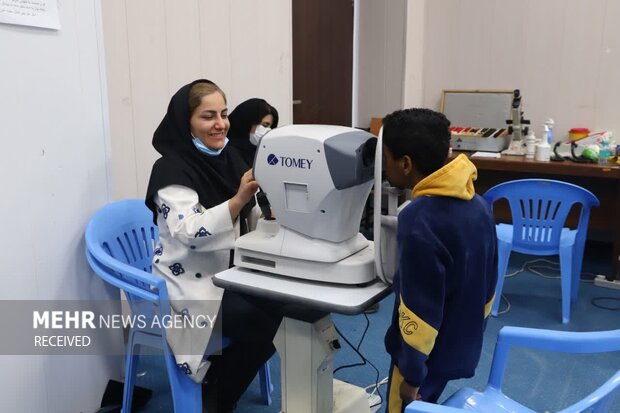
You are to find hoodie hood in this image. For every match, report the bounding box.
[412,154,477,200]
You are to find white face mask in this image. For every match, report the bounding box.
[249,125,271,146]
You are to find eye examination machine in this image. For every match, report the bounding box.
[214,124,399,413]
[234,125,377,285]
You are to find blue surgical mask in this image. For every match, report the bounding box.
[192,134,229,156]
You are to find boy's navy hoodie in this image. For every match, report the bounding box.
[385,154,498,402]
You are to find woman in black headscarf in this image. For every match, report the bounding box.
[227,98,279,167]
[145,80,282,412]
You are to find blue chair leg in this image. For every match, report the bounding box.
[123,330,202,413]
[559,246,573,324]
[571,240,585,301]
[122,331,140,413]
[259,360,273,405]
[121,330,150,413]
[492,240,512,316]
[122,354,140,413]
[164,350,202,412]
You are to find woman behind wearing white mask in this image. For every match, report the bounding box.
[227,98,279,167]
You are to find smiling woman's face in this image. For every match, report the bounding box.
[190,92,229,149]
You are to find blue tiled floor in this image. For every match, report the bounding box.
[133,243,620,412]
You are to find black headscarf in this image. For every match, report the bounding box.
[145,79,255,228]
[227,98,279,166]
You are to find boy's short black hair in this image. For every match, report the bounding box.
[382,108,451,176]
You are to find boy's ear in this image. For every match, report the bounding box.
[401,155,414,176]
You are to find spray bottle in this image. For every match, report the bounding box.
[544,118,555,144]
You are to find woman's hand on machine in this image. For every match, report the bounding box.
[237,169,259,204]
[229,169,259,220]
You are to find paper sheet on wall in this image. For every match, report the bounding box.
[0,0,60,30]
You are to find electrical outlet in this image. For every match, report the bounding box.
[594,275,620,290]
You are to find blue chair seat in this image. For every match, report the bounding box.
[443,387,535,413]
[496,224,577,253]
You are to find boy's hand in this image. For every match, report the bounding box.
[400,381,420,406]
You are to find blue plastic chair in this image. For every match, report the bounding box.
[483,179,599,323]
[405,326,620,413]
[85,199,273,412]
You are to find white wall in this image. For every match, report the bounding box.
[402,0,425,108]
[104,0,620,197]
[102,0,293,199]
[356,0,407,129]
[103,0,412,189]
[103,0,620,195]
[419,0,620,141]
[0,1,123,412]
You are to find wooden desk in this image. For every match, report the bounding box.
[452,152,620,279]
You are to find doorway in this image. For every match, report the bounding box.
[292,0,354,126]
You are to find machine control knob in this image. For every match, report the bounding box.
[330,339,341,350]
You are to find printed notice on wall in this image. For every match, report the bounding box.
[0,0,60,30]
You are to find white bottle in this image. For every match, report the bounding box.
[535,125,551,162]
[525,130,536,159]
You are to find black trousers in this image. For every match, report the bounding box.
[202,290,284,413]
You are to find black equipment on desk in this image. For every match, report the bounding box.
[552,141,597,163]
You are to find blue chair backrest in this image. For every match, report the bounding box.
[87,199,158,271]
[85,200,166,317]
[483,179,599,254]
[490,327,620,412]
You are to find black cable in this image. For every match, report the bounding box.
[333,313,384,407]
[356,312,371,351]
[333,316,369,374]
[591,297,620,311]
